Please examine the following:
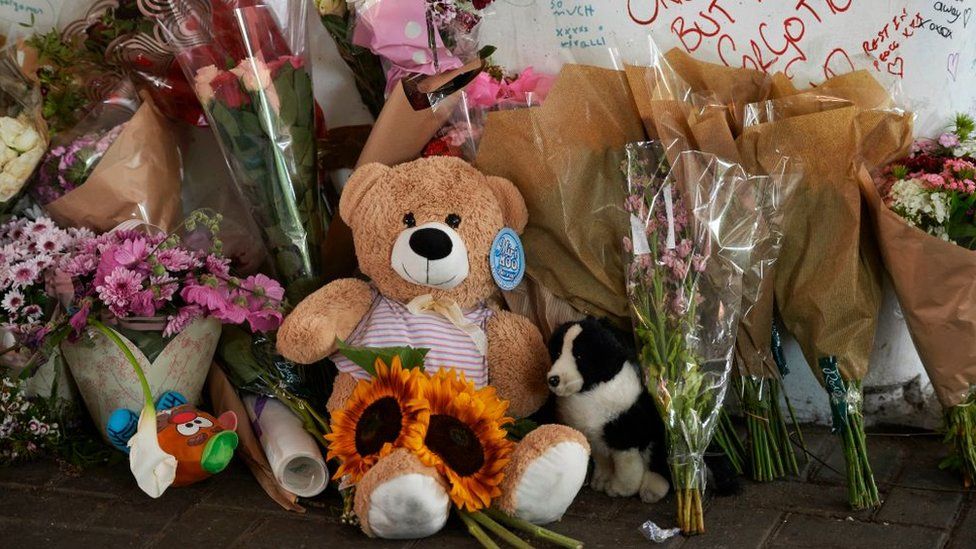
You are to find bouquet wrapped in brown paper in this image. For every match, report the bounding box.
[863,114,976,485]
[627,49,805,483]
[475,64,645,332]
[738,72,913,509]
[30,83,182,232]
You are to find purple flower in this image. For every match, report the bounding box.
[129,290,157,317]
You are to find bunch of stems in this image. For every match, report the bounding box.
[736,376,800,481]
[713,410,745,475]
[837,380,880,509]
[459,509,583,549]
[943,397,976,487]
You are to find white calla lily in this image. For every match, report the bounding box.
[90,319,177,499]
[128,404,177,498]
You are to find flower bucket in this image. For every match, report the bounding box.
[62,317,221,442]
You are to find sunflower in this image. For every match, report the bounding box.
[325,356,429,483]
[408,368,515,512]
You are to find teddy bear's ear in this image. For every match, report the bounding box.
[484,175,528,233]
[340,163,391,226]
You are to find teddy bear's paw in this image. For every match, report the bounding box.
[590,460,612,493]
[496,425,590,524]
[354,449,451,539]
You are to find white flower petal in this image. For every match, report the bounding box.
[128,405,177,498]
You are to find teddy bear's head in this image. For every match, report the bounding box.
[340,156,527,309]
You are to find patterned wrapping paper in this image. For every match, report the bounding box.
[62,317,221,442]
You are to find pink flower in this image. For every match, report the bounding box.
[214,294,249,324]
[241,273,284,303]
[920,173,947,189]
[96,267,144,316]
[205,255,231,278]
[163,305,203,338]
[2,290,23,313]
[939,132,961,148]
[10,261,39,288]
[129,290,157,317]
[69,301,91,334]
[181,279,227,311]
[505,67,554,106]
[692,254,708,273]
[115,238,149,267]
[676,239,693,259]
[156,248,199,272]
[466,72,505,108]
[22,304,42,321]
[61,253,97,276]
[247,308,283,333]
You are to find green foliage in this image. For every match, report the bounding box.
[335,339,429,376]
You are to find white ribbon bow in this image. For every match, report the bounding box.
[406,294,488,356]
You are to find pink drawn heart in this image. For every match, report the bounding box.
[887,56,904,78]
[947,52,960,81]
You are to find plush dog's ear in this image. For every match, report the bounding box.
[484,175,528,233]
[340,163,391,226]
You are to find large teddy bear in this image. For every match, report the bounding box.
[277,156,590,539]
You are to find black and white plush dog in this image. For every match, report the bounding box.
[547,317,739,502]
[546,317,671,502]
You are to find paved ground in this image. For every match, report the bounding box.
[0,427,973,548]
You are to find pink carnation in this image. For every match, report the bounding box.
[164,305,203,338]
[95,267,144,317]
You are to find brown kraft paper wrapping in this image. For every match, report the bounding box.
[44,95,182,232]
[475,65,645,325]
[207,364,305,513]
[323,64,480,280]
[860,166,976,409]
[740,105,881,383]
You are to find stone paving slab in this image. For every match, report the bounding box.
[0,428,971,548]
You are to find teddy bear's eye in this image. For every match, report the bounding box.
[403,212,416,228]
[445,214,461,229]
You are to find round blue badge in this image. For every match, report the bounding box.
[490,228,525,291]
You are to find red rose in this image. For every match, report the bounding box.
[211,71,250,109]
[472,0,495,9]
[268,55,305,77]
[422,138,462,158]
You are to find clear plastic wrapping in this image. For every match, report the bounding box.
[0,50,47,212]
[156,0,325,302]
[624,142,761,532]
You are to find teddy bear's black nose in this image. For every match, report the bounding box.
[409,228,453,260]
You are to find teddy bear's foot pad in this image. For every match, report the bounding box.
[354,449,451,539]
[497,424,590,524]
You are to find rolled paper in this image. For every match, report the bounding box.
[243,395,329,498]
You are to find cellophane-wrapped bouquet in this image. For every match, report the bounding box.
[158,0,324,302]
[623,142,761,534]
[865,113,976,485]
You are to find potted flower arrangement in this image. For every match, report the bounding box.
[43,211,287,446]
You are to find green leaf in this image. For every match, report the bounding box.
[216,326,266,388]
[504,418,539,441]
[335,339,428,376]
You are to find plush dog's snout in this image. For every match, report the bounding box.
[409,228,453,260]
[548,375,560,388]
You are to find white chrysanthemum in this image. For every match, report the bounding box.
[955,139,976,158]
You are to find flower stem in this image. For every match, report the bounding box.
[90,319,153,409]
[484,509,583,549]
[944,399,976,487]
[469,512,533,549]
[459,510,501,549]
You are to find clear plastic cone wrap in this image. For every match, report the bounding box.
[624,142,762,533]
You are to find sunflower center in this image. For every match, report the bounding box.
[425,414,485,477]
[354,397,403,456]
